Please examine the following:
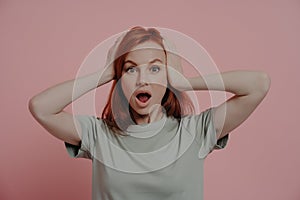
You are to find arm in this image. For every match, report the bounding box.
[28,69,113,146]
[164,46,270,140]
[28,33,125,146]
[163,37,271,139]
[187,70,271,139]
[168,67,271,139]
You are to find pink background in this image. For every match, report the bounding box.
[1,0,299,199]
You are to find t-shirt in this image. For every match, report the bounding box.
[65,107,229,200]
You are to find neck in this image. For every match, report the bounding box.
[132,106,164,125]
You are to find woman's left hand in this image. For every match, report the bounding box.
[163,37,190,91]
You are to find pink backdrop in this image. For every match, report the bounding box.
[1,0,299,199]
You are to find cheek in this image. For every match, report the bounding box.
[121,76,135,100]
[152,71,168,86]
[152,85,167,101]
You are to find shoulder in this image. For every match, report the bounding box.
[74,114,103,125]
[181,108,214,126]
[74,114,111,135]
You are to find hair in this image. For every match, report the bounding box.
[102,26,194,135]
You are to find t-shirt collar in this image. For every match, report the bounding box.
[125,113,168,138]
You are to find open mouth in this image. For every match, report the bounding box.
[136,92,152,103]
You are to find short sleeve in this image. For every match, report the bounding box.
[183,107,229,159]
[64,115,99,160]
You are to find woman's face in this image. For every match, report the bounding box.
[120,41,167,116]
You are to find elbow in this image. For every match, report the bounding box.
[259,72,271,93]
[28,98,38,117]
[28,97,44,119]
[253,71,271,96]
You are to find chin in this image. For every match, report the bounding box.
[132,104,164,116]
[131,107,150,116]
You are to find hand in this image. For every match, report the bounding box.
[103,31,127,81]
[163,36,189,91]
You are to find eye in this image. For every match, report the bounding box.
[150,65,160,73]
[126,66,137,73]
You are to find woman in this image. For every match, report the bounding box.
[28,26,270,200]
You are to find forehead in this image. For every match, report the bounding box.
[125,41,165,64]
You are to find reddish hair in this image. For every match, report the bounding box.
[102,26,194,135]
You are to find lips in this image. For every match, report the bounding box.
[136,93,151,103]
[134,90,152,106]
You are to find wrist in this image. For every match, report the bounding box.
[167,69,192,91]
[96,69,113,87]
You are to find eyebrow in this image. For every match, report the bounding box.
[124,58,163,65]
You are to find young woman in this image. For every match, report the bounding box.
[28,26,270,200]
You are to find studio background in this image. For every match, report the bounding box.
[1,0,299,199]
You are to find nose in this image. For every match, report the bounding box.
[136,69,149,86]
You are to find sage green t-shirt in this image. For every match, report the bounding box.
[65,107,229,200]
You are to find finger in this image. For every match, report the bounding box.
[162,37,183,73]
[105,30,128,67]
[115,31,127,45]
[110,31,128,60]
[162,36,177,53]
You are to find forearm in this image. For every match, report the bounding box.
[187,70,271,96]
[29,70,112,117]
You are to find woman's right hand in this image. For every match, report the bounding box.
[28,31,128,147]
[102,31,127,82]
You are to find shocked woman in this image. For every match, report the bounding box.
[28,26,270,200]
